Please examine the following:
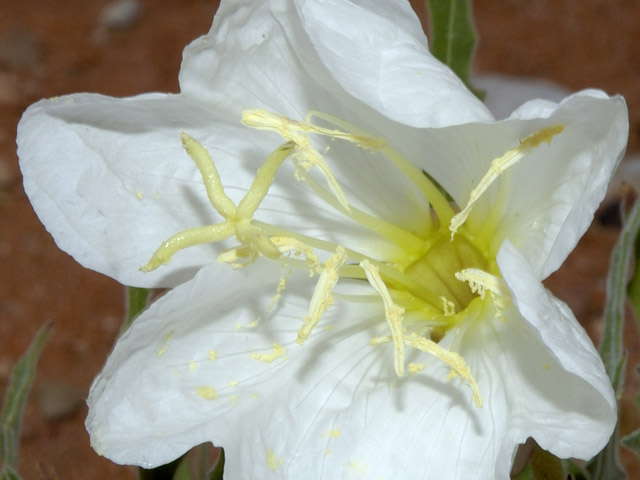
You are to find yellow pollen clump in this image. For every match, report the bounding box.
[250,343,285,363]
[141,108,565,409]
[266,448,284,471]
[195,386,218,400]
[157,330,174,357]
[408,362,425,374]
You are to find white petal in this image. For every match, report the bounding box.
[86,259,387,471]
[295,0,493,128]
[17,93,254,287]
[87,251,612,479]
[402,91,626,279]
[88,259,502,478]
[495,91,628,278]
[496,240,616,458]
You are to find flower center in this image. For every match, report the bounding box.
[404,234,488,314]
[141,109,563,408]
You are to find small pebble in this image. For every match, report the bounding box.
[99,0,143,30]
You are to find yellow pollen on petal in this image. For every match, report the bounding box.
[266,448,284,471]
[450,125,564,237]
[250,343,285,363]
[441,297,456,316]
[195,386,218,400]
[297,246,347,344]
[409,363,425,374]
[217,245,259,269]
[326,429,341,438]
[236,316,261,331]
[157,330,174,357]
[209,349,216,361]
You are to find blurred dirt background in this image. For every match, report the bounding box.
[0,0,639,478]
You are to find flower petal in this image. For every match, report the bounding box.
[496,240,616,458]
[295,0,493,128]
[496,91,628,278]
[88,259,498,478]
[87,252,612,478]
[17,93,256,287]
[413,90,627,279]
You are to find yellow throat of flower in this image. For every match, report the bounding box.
[141,109,564,409]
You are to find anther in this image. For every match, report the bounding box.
[450,125,564,237]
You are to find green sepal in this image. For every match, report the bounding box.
[426,0,482,98]
[123,286,151,332]
[0,322,52,477]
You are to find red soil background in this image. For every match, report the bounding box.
[1,1,639,478]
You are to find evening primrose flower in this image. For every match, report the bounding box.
[17,0,627,478]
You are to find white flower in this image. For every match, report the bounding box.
[17,0,628,478]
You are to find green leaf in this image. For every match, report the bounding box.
[0,464,21,480]
[564,459,591,480]
[586,198,640,479]
[123,286,150,332]
[0,322,52,475]
[621,428,640,457]
[426,0,481,96]
[513,463,535,480]
[530,446,564,480]
[627,230,640,324]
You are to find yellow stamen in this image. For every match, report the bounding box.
[307,110,456,226]
[242,109,351,211]
[450,125,564,237]
[361,260,406,377]
[404,333,482,407]
[455,268,512,313]
[297,247,347,344]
